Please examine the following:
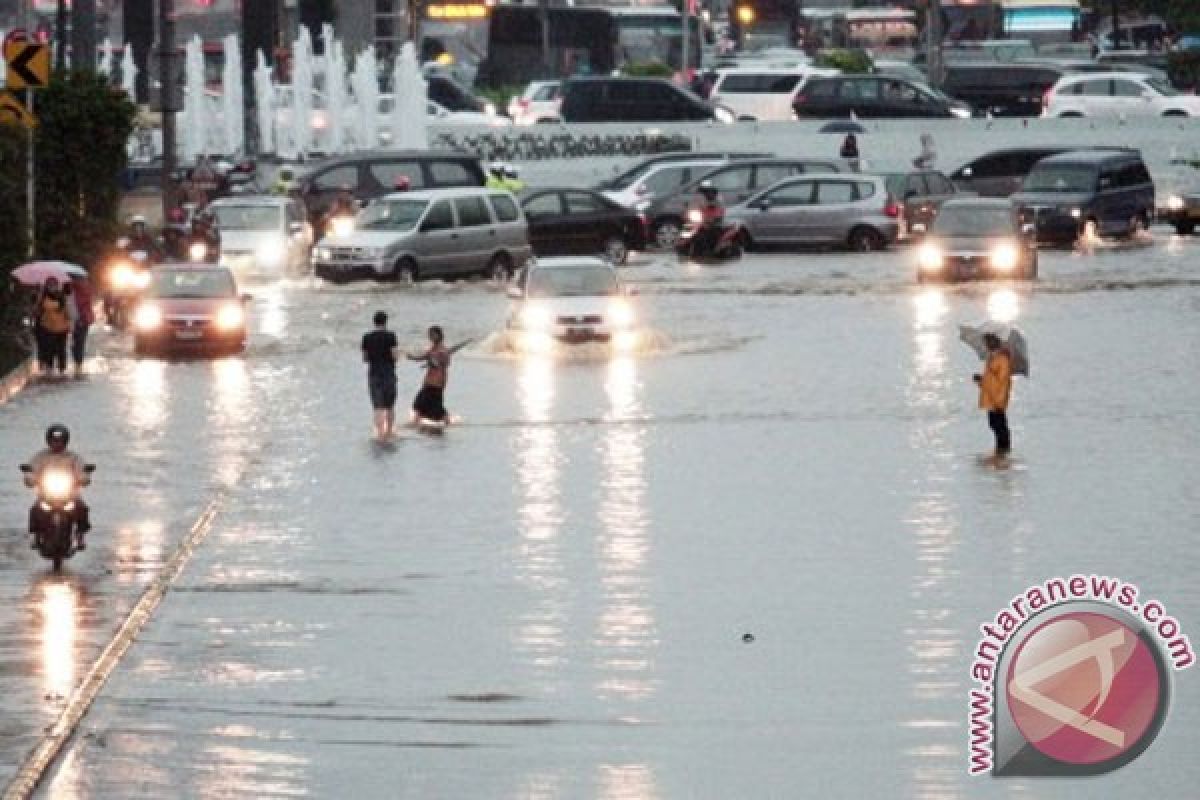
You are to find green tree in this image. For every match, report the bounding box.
[0,125,29,277]
[33,69,137,270]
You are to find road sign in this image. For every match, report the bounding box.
[4,41,50,91]
[0,90,37,128]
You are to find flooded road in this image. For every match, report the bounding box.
[2,230,1199,798]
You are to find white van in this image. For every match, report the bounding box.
[709,67,838,121]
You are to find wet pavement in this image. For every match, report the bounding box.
[2,229,1199,798]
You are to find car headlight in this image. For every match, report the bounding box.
[950,106,972,119]
[990,243,1019,271]
[1069,208,1082,219]
[215,303,245,331]
[189,242,207,261]
[256,238,286,267]
[315,246,331,260]
[687,209,704,224]
[133,304,163,331]
[331,216,355,237]
[519,304,552,331]
[714,106,735,124]
[917,243,944,271]
[608,298,636,328]
[110,262,134,289]
[41,469,73,500]
[131,270,151,290]
[1167,195,1184,211]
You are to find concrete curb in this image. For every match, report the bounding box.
[0,357,35,406]
[1,498,224,800]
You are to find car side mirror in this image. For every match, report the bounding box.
[506,286,522,299]
[19,464,32,473]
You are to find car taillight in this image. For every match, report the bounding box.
[884,200,900,218]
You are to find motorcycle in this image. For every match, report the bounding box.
[103,239,155,329]
[675,206,743,263]
[186,236,220,263]
[19,463,95,572]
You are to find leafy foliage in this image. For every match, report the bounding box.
[814,49,874,75]
[622,61,675,78]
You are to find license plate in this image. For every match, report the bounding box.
[175,329,203,340]
[567,327,593,338]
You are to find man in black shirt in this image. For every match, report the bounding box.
[361,311,399,439]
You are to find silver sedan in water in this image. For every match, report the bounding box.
[725,174,900,252]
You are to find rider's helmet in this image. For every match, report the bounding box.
[503,164,520,180]
[131,215,147,236]
[699,180,718,201]
[45,424,70,452]
[488,161,506,179]
[393,175,411,191]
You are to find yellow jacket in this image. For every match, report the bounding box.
[978,349,1012,411]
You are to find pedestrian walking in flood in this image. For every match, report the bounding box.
[913,133,936,169]
[361,311,400,440]
[407,326,471,426]
[33,278,70,376]
[840,133,860,172]
[64,280,95,375]
[973,333,1013,457]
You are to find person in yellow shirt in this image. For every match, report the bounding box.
[973,333,1012,456]
[34,278,71,375]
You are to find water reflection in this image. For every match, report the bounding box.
[114,520,167,586]
[986,288,1020,324]
[905,293,963,798]
[513,356,567,674]
[210,358,250,488]
[596,357,657,702]
[37,579,78,700]
[130,358,168,432]
[597,762,659,800]
[253,284,288,339]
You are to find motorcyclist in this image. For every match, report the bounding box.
[24,425,92,550]
[123,215,165,263]
[485,162,507,189]
[686,181,729,255]
[187,211,221,262]
[501,164,526,192]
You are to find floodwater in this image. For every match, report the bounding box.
[1,229,1199,798]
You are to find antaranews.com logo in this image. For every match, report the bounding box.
[968,575,1193,777]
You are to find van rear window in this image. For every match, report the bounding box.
[719,74,801,93]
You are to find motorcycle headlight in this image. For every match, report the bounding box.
[1167,195,1184,211]
[918,243,944,271]
[331,216,355,237]
[131,270,151,290]
[687,209,704,224]
[256,238,286,267]
[215,303,245,331]
[41,469,73,500]
[990,243,1018,271]
[110,262,134,288]
[189,242,207,261]
[608,298,636,328]
[134,304,163,331]
[519,304,552,331]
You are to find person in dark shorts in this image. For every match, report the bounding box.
[361,311,399,439]
[407,326,470,424]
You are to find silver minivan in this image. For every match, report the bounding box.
[314,188,532,283]
[725,174,900,252]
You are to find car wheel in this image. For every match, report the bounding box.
[602,235,629,266]
[1059,111,1084,118]
[1163,110,1189,118]
[396,257,418,284]
[654,218,683,250]
[1175,221,1196,235]
[848,226,884,253]
[488,253,513,282]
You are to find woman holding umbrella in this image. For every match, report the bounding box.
[973,333,1013,457]
[33,277,71,375]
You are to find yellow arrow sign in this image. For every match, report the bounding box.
[0,90,38,128]
[4,41,50,90]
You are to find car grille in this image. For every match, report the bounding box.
[326,246,376,262]
[165,315,213,329]
[556,314,603,326]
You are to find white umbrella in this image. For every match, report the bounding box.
[959,322,1029,377]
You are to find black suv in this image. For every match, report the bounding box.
[560,77,731,123]
[793,75,971,119]
[296,151,487,226]
[941,63,1068,117]
[1012,150,1154,246]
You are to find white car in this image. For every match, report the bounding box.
[1044,71,1200,118]
[508,80,563,125]
[602,158,729,209]
[208,196,313,278]
[506,257,640,352]
[709,67,837,121]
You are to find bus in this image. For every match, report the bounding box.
[802,8,918,56]
[476,4,703,89]
[999,0,1081,45]
[729,0,803,52]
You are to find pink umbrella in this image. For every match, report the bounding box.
[10,260,89,287]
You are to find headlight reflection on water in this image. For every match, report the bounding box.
[986,288,1020,324]
[40,583,78,700]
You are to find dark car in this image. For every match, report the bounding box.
[1012,150,1155,246]
[559,77,735,123]
[132,264,248,357]
[941,63,1068,117]
[643,158,842,248]
[427,74,489,114]
[594,151,770,192]
[792,75,972,119]
[881,170,959,238]
[916,198,1038,282]
[520,188,647,265]
[296,151,487,228]
[950,148,1073,198]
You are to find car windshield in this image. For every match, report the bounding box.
[211,205,281,231]
[1145,76,1179,96]
[933,207,1014,237]
[151,269,236,298]
[357,198,429,231]
[527,266,620,298]
[1022,165,1096,192]
[608,164,662,191]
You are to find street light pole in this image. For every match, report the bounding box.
[158,0,178,223]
